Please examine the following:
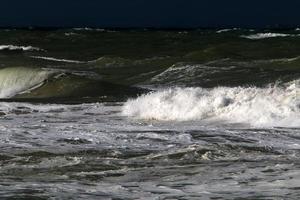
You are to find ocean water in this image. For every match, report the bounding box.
[0,28,299,199]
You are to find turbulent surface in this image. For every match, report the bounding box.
[0,28,300,199]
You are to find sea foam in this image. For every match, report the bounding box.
[123,80,300,127]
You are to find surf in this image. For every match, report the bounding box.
[123,80,300,127]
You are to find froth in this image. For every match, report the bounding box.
[123,81,300,127]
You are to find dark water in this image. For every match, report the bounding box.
[0,28,299,199]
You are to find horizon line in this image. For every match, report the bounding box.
[0,25,299,31]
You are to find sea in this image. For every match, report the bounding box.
[0,28,299,199]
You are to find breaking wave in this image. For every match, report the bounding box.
[0,67,147,101]
[0,45,43,51]
[123,80,300,127]
[0,67,54,98]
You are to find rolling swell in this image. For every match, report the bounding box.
[145,58,300,87]
[0,67,147,103]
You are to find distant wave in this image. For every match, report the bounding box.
[216,28,239,33]
[73,28,109,32]
[72,28,117,32]
[31,56,86,63]
[123,80,300,127]
[64,32,79,36]
[240,33,298,40]
[73,27,93,31]
[0,45,43,51]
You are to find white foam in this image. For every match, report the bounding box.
[31,56,85,64]
[240,33,295,40]
[0,67,53,98]
[0,45,43,51]
[123,80,300,127]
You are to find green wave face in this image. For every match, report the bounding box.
[0,67,54,98]
[0,67,147,103]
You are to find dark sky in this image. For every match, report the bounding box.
[1,0,300,28]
